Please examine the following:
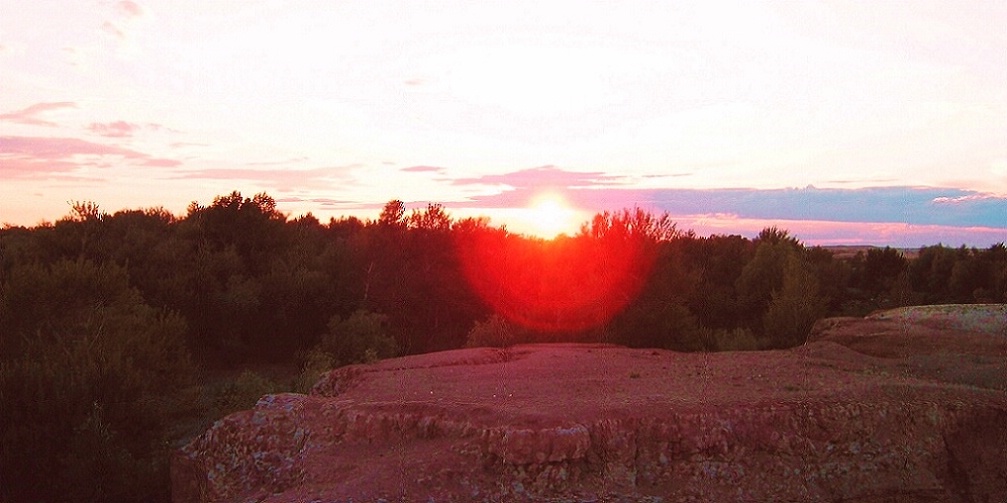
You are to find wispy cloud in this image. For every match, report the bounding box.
[174,166,356,191]
[0,135,180,179]
[401,165,445,173]
[87,121,141,137]
[116,0,144,19]
[101,21,126,40]
[0,102,77,127]
[101,1,146,47]
[275,196,368,209]
[452,165,626,189]
[246,156,310,166]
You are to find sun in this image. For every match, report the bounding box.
[526,194,578,238]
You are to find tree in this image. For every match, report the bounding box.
[0,259,194,502]
[762,253,828,348]
[861,247,909,296]
[735,232,802,329]
[378,199,406,228]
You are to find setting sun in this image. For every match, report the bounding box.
[527,194,579,238]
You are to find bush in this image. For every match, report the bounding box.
[314,310,398,366]
[465,314,528,348]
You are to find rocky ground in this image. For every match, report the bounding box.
[172,305,1007,503]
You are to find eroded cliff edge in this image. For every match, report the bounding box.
[172,306,1007,502]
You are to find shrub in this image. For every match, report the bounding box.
[315,310,398,366]
[465,314,527,348]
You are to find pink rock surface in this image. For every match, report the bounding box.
[173,318,1007,503]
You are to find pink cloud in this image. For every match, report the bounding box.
[102,21,125,39]
[174,166,356,191]
[116,0,144,18]
[401,165,445,173]
[452,165,626,189]
[246,156,310,166]
[276,196,365,208]
[87,121,142,138]
[0,102,77,127]
[0,135,180,179]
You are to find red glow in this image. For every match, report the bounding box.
[456,229,657,332]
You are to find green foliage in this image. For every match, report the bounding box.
[735,233,801,328]
[862,246,909,295]
[0,259,142,352]
[761,253,829,348]
[314,310,398,367]
[0,259,194,503]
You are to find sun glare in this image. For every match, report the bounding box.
[527,194,577,238]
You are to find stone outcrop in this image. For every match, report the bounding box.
[173,307,1007,502]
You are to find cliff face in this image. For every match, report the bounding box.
[172,309,1007,503]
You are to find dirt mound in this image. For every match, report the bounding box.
[173,318,1007,502]
[867,304,1007,336]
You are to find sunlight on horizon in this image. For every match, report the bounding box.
[522,193,582,239]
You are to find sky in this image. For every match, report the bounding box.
[1,0,1005,246]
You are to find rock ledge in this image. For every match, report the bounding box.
[173,313,1007,502]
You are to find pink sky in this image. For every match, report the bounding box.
[1,0,1005,245]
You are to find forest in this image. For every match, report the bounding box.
[2,190,1006,502]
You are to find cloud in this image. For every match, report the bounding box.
[0,102,77,127]
[275,196,367,209]
[401,165,445,173]
[452,165,626,189]
[641,186,1007,229]
[246,156,310,166]
[116,0,144,18]
[174,166,356,191]
[87,121,174,138]
[0,135,181,179]
[443,169,1006,231]
[87,121,142,138]
[102,21,126,40]
[101,1,146,48]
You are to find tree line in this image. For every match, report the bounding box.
[1,190,1005,502]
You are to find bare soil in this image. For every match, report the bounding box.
[174,305,1007,503]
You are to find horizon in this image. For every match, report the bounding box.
[2,1,1005,247]
[4,190,1004,251]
